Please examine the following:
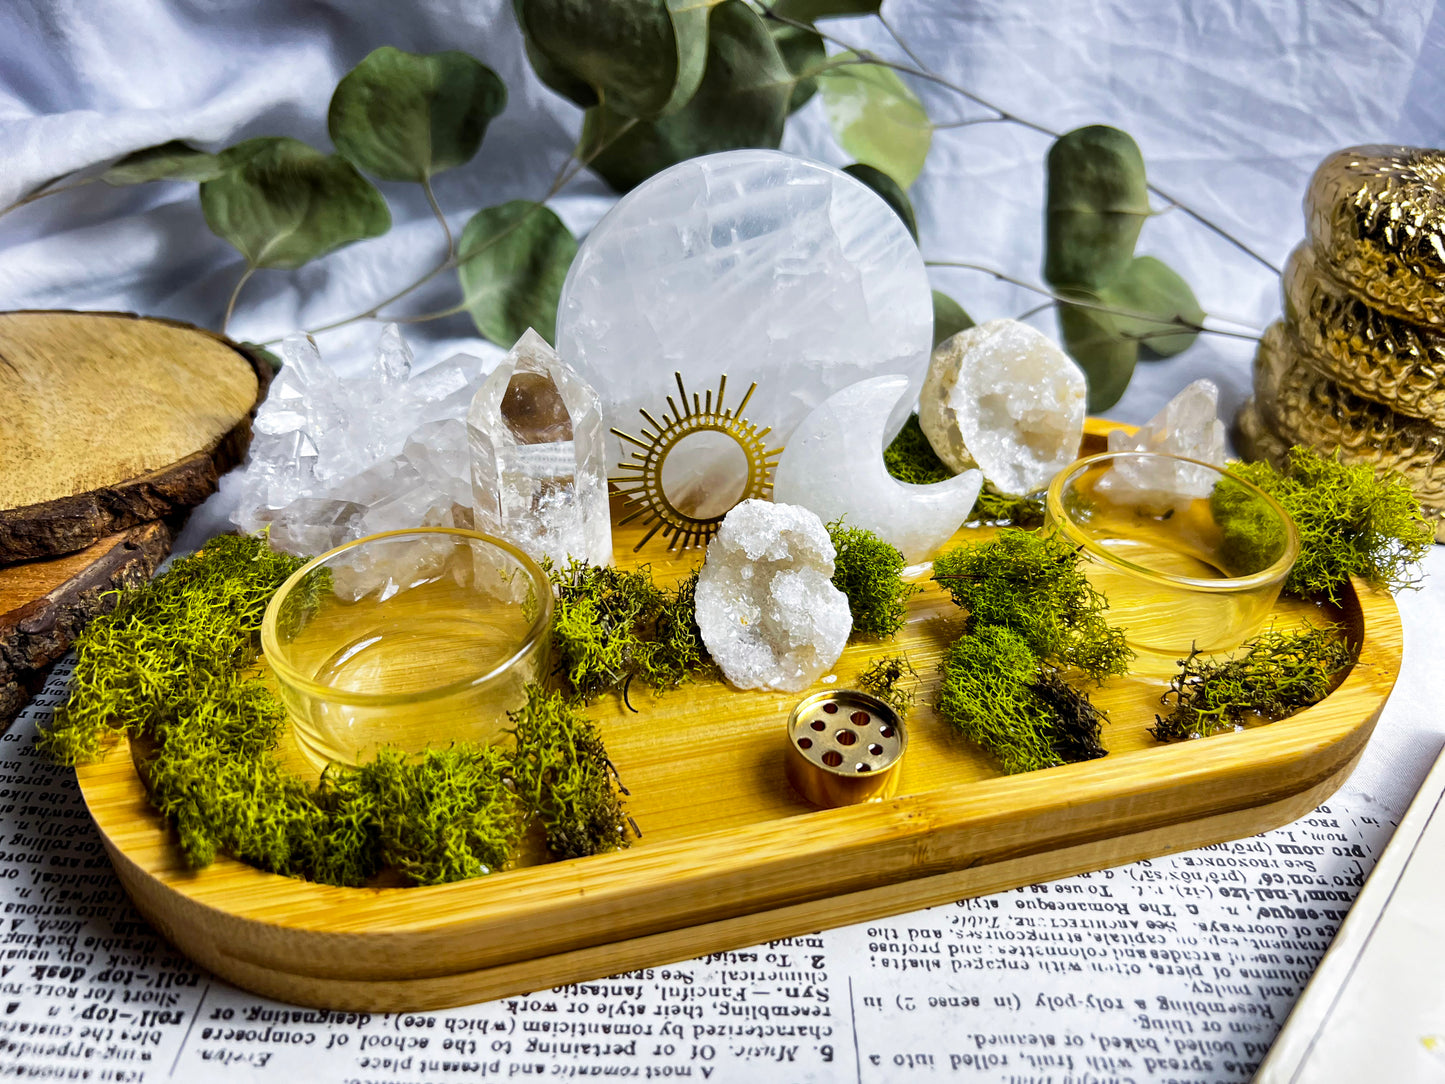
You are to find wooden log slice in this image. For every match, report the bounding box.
[0,311,270,562]
[0,521,172,728]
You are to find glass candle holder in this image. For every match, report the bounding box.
[1044,452,1299,675]
[261,527,553,772]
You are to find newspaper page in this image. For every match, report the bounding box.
[0,659,1401,1084]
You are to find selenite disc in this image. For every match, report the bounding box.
[556,150,933,475]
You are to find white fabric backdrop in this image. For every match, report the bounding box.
[0,1,1441,811]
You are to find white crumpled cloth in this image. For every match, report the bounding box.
[0,0,1442,805]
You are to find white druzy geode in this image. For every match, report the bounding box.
[556,150,933,469]
[919,319,1086,497]
[694,500,852,693]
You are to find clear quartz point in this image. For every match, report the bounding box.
[468,328,612,567]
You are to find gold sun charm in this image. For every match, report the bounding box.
[611,373,783,552]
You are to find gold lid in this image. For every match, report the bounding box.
[784,689,907,808]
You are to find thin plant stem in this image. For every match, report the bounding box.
[0,175,96,221]
[928,258,1262,342]
[222,264,256,335]
[760,4,1281,275]
[421,174,455,258]
[1014,300,1055,321]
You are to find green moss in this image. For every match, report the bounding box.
[827,521,919,639]
[510,685,629,860]
[936,628,1060,774]
[932,529,1132,682]
[883,414,953,485]
[856,654,919,716]
[41,536,628,886]
[1151,623,1354,741]
[969,487,1047,530]
[1220,447,1432,603]
[547,560,708,700]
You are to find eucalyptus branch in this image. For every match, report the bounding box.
[928,258,1262,342]
[760,4,1281,276]
[261,116,639,345]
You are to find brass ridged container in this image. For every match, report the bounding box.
[1246,145,1445,541]
[1306,145,1445,325]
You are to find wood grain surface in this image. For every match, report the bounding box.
[72,422,1404,1011]
[0,310,268,561]
[0,521,171,727]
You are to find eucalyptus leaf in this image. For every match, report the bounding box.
[1101,256,1204,359]
[200,138,391,270]
[817,52,931,188]
[771,22,825,112]
[583,1,791,193]
[328,47,506,183]
[515,0,711,120]
[768,0,882,19]
[1057,299,1137,413]
[844,162,917,241]
[932,290,974,347]
[457,200,578,346]
[1044,125,1149,290]
[100,141,224,185]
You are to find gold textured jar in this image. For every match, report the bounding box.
[1284,244,1445,425]
[1252,322,1445,513]
[1306,145,1445,326]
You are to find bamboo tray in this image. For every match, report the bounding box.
[74,423,1404,1011]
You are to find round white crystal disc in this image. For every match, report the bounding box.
[557,150,933,476]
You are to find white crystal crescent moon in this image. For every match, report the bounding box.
[772,375,983,564]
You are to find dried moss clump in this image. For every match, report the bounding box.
[827,521,920,639]
[1219,446,1432,603]
[856,654,919,716]
[1151,624,1354,741]
[41,536,628,886]
[547,560,707,700]
[883,415,1045,528]
[932,529,1132,683]
[936,627,1104,774]
[511,685,628,860]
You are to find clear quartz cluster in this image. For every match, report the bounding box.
[233,325,487,556]
[694,500,852,693]
[1104,379,1228,507]
[919,319,1086,497]
[555,149,933,466]
[467,329,612,568]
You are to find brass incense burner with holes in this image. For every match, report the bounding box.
[784,689,907,808]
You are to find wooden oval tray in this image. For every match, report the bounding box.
[74,425,1404,1011]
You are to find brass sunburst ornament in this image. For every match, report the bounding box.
[611,373,783,551]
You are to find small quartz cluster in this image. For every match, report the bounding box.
[1104,379,1227,507]
[694,501,851,692]
[919,319,1086,497]
[234,325,487,556]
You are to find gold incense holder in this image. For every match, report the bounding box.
[785,690,907,808]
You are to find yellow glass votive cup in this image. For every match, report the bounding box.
[260,527,553,772]
[1044,452,1300,675]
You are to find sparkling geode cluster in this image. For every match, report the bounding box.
[694,500,852,693]
[919,319,1086,497]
